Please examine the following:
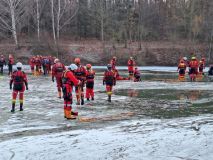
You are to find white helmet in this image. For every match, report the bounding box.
[16,62,23,69]
[54,58,59,63]
[69,64,78,71]
[183,57,187,61]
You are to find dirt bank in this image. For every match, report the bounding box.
[0,40,210,66]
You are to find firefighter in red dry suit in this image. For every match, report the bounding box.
[0,55,6,74]
[8,54,14,76]
[199,59,205,74]
[85,64,95,101]
[34,55,41,75]
[10,62,28,112]
[133,67,141,82]
[103,64,116,102]
[52,59,66,98]
[110,56,117,70]
[177,60,187,80]
[189,57,199,81]
[62,64,81,119]
[29,56,35,74]
[74,58,86,105]
[127,57,135,79]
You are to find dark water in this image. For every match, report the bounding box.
[115,89,213,118]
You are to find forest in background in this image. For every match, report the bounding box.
[0,0,212,64]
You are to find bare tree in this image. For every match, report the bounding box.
[51,0,78,43]
[51,0,56,44]
[0,0,26,46]
[89,0,109,43]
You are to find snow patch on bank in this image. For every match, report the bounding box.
[0,115,213,160]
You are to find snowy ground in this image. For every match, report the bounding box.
[0,69,213,160]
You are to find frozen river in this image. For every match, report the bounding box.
[0,69,213,160]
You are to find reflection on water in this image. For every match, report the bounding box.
[115,89,213,118]
[115,89,211,102]
[127,89,139,97]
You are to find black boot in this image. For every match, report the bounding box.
[108,95,111,102]
[81,98,84,105]
[87,98,90,101]
[11,103,15,113]
[92,97,94,101]
[20,103,23,111]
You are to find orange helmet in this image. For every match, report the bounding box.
[86,64,92,69]
[74,58,80,64]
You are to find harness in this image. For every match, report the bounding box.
[55,63,64,72]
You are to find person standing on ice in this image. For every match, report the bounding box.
[52,59,66,98]
[103,64,116,102]
[198,58,205,74]
[29,56,35,74]
[133,67,141,82]
[85,64,95,101]
[10,62,28,112]
[62,64,81,119]
[0,55,6,74]
[127,57,135,80]
[74,58,86,105]
[110,56,117,71]
[8,54,14,76]
[189,56,199,81]
[177,60,187,81]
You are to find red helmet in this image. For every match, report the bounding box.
[74,58,80,64]
[86,64,92,69]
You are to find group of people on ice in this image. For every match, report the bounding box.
[0,54,15,75]
[8,56,140,120]
[29,55,55,76]
[177,55,207,81]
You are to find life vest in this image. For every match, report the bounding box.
[0,58,5,65]
[178,63,186,69]
[62,70,73,86]
[43,58,49,65]
[104,70,114,83]
[134,70,141,78]
[75,65,86,79]
[55,62,64,72]
[9,58,14,65]
[35,58,40,65]
[86,70,95,82]
[12,70,26,91]
[128,60,134,66]
[190,60,198,68]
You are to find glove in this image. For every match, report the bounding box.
[78,81,82,86]
[52,77,54,82]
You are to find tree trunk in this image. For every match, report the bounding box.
[10,5,18,46]
[36,0,40,41]
[57,0,61,40]
[101,15,104,47]
[51,0,56,44]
